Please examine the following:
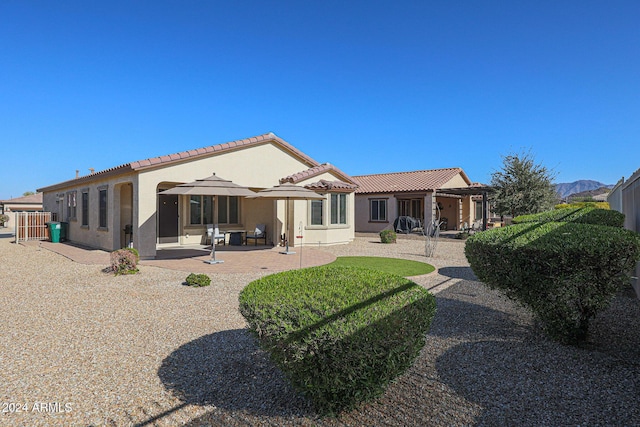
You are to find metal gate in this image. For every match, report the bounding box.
[14,212,53,243]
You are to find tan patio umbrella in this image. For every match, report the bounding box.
[247,183,324,255]
[159,173,256,264]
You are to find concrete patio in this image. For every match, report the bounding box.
[24,240,337,274]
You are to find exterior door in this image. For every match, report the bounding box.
[158,194,178,244]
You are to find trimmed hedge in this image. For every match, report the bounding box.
[239,266,436,415]
[185,273,211,287]
[465,222,640,344]
[555,201,610,210]
[512,207,624,228]
[379,229,397,243]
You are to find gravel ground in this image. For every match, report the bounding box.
[1,230,639,426]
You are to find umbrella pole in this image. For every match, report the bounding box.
[205,239,223,264]
[205,196,223,264]
[280,198,295,255]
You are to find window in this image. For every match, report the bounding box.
[189,195,214,225]
[310,199,324,225]
[81,191,89,227]
[330,194,347,225]
[99,188,107,228]
[67,192,77,220]
[189,196,239,225]
[218,196,239,224]
[475,200,483,221]
[370,198,387,222]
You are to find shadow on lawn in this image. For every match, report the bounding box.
[157,329,313,417]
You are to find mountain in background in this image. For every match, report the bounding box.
[554,180,613,198]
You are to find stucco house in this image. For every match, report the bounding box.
[352,168,488,233]
[37,133,358,259]
[0,193,44,215]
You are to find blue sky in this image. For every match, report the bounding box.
[1,1,639,199]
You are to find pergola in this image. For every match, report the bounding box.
[435,186,495,231]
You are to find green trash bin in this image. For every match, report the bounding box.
[60,222,68,242]
[47,221,61,243]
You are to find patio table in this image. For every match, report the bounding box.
[225,230,246,245]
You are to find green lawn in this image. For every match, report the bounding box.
[329,256,435,277]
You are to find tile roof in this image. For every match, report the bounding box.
[1,193,43,204]
[280,163,358,186]
[352,168,470,194]
[304,179,358,192]
[38,133,320,192]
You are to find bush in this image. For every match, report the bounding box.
[512,207,624,227]
[555,201,610,210]
[110,249,138,275]
[454,231,471,240]
[379,229,397,243]
[465,222,640,344]
[185,273,211,287]
[0,214,9,225]
[239,266,436,415]
[123,247,139,262]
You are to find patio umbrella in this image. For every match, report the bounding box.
[159,173,256,264]
[248,183,324,255]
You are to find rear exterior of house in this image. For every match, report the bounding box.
[352,168,484,234]
[37,133,357,259]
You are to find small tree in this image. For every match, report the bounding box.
[491,151,558,217]
[22,191,35,196]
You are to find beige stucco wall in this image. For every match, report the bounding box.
[291,172,355,247]
[135,143,319,257]
[354,194,397,233]
[41,173,136,252]
[442,174,470,189]
[41,141,356,257]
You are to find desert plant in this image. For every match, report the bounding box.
[465,221,640,344]
[379,229,397,243]
[109,249,139,275]
[123,247,140,262]
[239,266,436,415]
[185,273,211,287]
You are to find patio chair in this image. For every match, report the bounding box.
[207,224,226,246]
[246,224,267,246]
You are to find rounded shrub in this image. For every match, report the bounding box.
[465,222,640,344]
[185,273,211,287]
[239,266,436,415]
[512,206,624,228]
[379,229,397,243]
